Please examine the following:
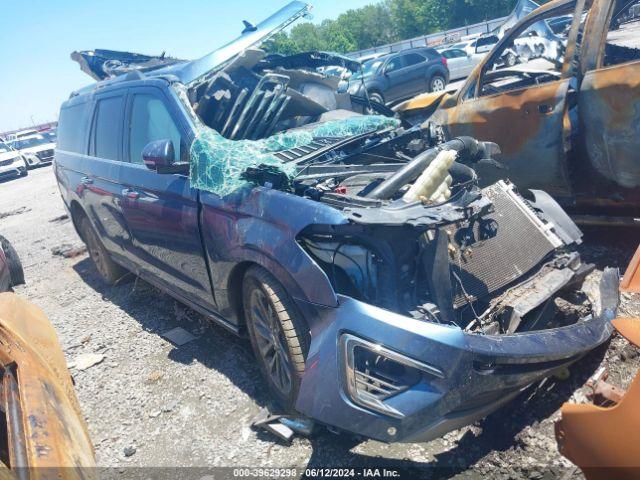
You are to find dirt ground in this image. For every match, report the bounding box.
[1,166,638,478]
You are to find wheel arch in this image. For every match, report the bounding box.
[68,200,88,241]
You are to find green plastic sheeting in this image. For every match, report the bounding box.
[190,115,400,196]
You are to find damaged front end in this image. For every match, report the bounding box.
[262,132,618,442]
[70,0,620,443]
[172,7,618,440]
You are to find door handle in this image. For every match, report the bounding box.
[121,188,140,200]
[81,176,93,185]
[538,104,553,114]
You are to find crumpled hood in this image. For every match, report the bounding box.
[71,1,312,84]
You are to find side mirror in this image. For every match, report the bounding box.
[142,139,174,171]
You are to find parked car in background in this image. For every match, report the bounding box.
[9,132,56,168]
[5,128,38,143]
[55,0,619,444]
[438,48,483,79]
[42,129,58,143]
[397,0,640,226]
[0,141,28,180]
[348,47,450,104]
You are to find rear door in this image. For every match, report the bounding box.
[579,0,640,203]
[118,86,215,309]
[399,52,431,96]
[439,0,585,199]
[83,91,130,256]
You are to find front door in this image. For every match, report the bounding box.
[578,0,640,208]
[118,86,215,309]
[439,1,585,199]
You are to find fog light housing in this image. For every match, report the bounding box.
[339,333,444,418]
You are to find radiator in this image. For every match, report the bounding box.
[449,181,563,309]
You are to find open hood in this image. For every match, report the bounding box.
[71,1,312,83]
[70,49,185,81]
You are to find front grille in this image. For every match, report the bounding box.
[355,367,408,400]
[36,149,54,159]
[449,181,562,308]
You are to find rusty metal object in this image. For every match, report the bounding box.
[621,246,640,293]
[585,366,624,405]
[612,317,640,346]
[555,317,640,479]
[0,292,95,475]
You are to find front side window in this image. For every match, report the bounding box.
[385,57,403,73]
[93,96,123,161]
[129,94,183,165]
[602,0,640,67]
[477,6,584,97]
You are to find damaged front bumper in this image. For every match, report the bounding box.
[294,268,619,443]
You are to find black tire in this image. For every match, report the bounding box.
[505,52,517,67]
[429,74,446,93]
[20,168,28,177]
[0,235,24,287]
[78,216,128,285]
[242,266,310,412]
[369,92,385,105]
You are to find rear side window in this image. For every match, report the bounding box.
[128,94,183,164]
[423,49,441,60]
[402,53,426,66]
[91,96,123,161]
[57,103,89,153]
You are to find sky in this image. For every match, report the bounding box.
[0,0,376,132]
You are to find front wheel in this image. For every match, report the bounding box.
[429,75,446,92]
[243,266,310,411]
[505,52,517,67]
[368,92,385,105]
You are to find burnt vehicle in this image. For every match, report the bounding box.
[0,238,95,473]
[55,1,619,442]
[396,0,640,226]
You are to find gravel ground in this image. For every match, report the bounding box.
[1,166,638,478]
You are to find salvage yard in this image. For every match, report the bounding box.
[0,166,636,477]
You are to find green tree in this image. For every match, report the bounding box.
[264,0,519,56]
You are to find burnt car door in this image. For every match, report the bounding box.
[83,90,131,256]
[578,0,640,208]
[118,85,215,310]
[437,0,585,199]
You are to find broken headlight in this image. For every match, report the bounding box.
[339,333,444,418]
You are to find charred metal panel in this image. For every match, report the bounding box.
[436,79,574,196]
[579,63,640,189]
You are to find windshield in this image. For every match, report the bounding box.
[0,143,13,154]
[14,135,48,149]
[352,59,383,79]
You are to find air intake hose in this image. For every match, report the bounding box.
[366,136,486,200]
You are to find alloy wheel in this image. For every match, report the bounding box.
[249,288,293,397]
